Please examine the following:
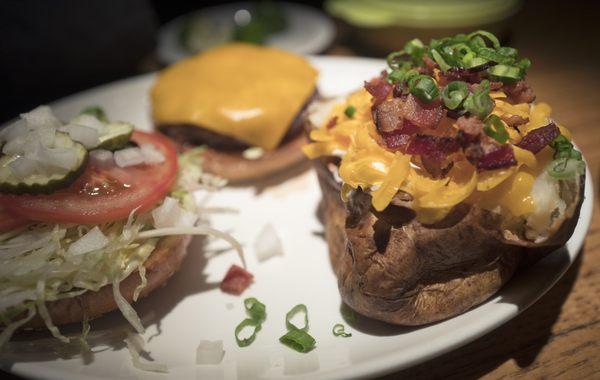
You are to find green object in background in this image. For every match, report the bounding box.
[325,0,521,28]
[234,1,287,44]
[180,1,287,52]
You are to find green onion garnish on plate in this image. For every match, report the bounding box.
[332,323,352,338]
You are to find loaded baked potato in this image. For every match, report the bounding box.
[303,31,585,325]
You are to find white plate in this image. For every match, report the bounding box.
[1,56,593,380]
[157,2,336,64]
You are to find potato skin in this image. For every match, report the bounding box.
[316,160,526,325]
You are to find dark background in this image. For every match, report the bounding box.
[1,0,599,123]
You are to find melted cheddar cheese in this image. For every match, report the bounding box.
[303,88,571,222]
[152,43,317,150]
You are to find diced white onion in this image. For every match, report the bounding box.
[140,143,165,164]
[152,197,198,229]
[254,224,283,262]
[67,227,109,256]
[64,124,99,149]
[89,149,114,166]
[8,156,39,180]
[114,147,145,168]
[125,332,169,373]
[68,114,107,134]
[20,106,61,130]
[42,147,78,171]
[196,340,225,365]
[2,135,27,155]
[0,119,27,142]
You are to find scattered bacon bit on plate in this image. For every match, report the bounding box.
[220,265,254,295]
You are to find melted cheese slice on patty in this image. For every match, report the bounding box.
[151,43,317,150]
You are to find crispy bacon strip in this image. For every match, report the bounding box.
[406,134,460,160]
[402,94,443,129]
[504,80,536,104]
[477,145,517,171]
[364,76,392,107]
[516,122,559,153]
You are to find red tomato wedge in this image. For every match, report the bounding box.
[0,131,178,225]
[0,206,30,232]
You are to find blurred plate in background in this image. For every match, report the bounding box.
[157,2,335,64]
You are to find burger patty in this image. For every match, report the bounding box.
[158,91,318,151]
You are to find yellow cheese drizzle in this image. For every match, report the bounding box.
[303,89,572,223]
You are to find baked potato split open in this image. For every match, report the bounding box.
[306,96,585,325]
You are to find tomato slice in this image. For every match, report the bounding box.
[0,131,178,225]
[0,206,30,232]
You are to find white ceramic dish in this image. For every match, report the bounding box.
[0,56,593,380]
[157,2,335,64]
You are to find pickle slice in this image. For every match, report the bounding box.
[97,122,134,151]
[0,132,88,195]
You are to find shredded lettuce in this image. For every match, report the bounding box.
[0,147,243,356]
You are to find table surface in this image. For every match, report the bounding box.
[2,2,599,380]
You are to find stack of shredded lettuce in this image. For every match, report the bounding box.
[0,149,235,349]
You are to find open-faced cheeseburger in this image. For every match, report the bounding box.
[151,43,318,182]
[0,106,242,345]
[303,31,586,325]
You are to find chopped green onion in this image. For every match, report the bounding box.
[550,135,582,159]
[244,297,266,323]
[285,304,309,332]
[235,297,266,347]
[547,157,585,179]
[81,106,108,122]
[468,30,500,49]
[442,81,469,110]
[483,115,509,144]
[463,82,494,120]
[235,318,262,347]
[279,329,316,353]
[488,64,522,82]
[344,105,356,118]
[404,38,426,61]
[386,50,409,70]
[548,135,583,180]
[332,323,352,338]
[408,75,440,103]
[430,49,451,72]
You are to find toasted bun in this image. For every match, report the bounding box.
[24,235,191,329]
[201,133,308,183]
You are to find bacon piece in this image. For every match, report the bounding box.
[364,76,392,107]
[382,131,412,152]
[421,55,438,74]
[220,265,253,295]
[516,122,560,153]
[421,155,455,179]
[402,94,443,129]
[477,145,517,171]
[501,114,529,128]
[326,116,338,129]
[374,98,403,133]
[406,134,460,160]
[380,121,420,151]
[504,80,536,104]
[456,116,484,143]
[438,68,482,86]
